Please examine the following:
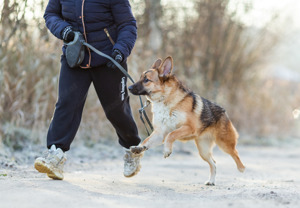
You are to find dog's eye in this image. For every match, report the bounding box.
[144,78,150,83]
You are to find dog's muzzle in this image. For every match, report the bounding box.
[128,84,149,96]
[128,85,136,94]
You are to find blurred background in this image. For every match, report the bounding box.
[0,0,299,155]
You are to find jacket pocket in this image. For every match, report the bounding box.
[104,28,115,46]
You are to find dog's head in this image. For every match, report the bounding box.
[128,56,174,97]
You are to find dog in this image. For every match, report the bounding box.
[128,56,245,185]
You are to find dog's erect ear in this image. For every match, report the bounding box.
[151,58,162,69]
[159,56,173,77]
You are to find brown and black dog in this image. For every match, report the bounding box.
[128,56,245,185]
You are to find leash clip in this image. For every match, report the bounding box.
[139,100,151,112]
[138,99,153,136]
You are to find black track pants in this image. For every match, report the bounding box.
[47,55,141,151]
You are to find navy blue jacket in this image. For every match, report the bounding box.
[44,0,137,68]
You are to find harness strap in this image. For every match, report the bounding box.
[82,42,153,135]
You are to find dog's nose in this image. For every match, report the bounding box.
[128,85,134,92]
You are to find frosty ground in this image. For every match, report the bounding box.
[0,143,299,208]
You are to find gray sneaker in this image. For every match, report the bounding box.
[34,145,67,180]
[123,149,143,177]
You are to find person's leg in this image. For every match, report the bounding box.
[36,55,92,180]
[47,55,92,152]
[91,63,142,177]
[91,63,141,149]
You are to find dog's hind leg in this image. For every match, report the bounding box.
[216,140,245,172]
[215,121,245,172]
[195,133,217,186]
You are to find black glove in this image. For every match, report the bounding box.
[61,26,75,43]
[107,49,123,69]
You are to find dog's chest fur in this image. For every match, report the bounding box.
[152,101,185,131]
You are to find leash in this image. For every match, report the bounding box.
[82,42,154,135]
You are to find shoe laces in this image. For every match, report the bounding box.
[124,150,142,164]
[41,146,66,166]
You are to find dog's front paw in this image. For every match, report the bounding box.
[164,150,172,158]
[130,146,147,154]
[205,181,215,186]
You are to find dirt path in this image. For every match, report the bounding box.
[0,145,299,208]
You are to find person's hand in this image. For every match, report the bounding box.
[107,49,123,69]
[62,26,75,43]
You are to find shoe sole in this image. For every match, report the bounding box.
[34,161,63,180]
[124,164,141,178]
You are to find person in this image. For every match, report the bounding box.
[34,0,143,180]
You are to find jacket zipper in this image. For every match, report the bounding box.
[104,28,115,45]
[80,0,91,68]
